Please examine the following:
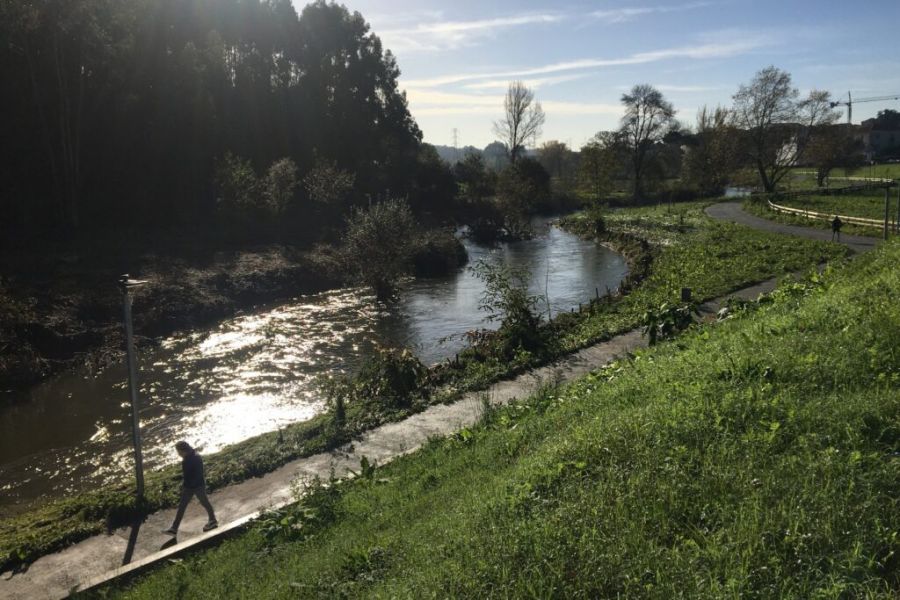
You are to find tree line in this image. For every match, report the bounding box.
[483,66,861,213]
[0,0,864,249]
[0,0,452,240]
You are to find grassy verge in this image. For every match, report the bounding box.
[440,201,849,390]
[0,201,848,573]
[742,197,885,238]
[776,189,898,222]
[96,241,900,598]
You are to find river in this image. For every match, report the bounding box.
[0,219,627,515]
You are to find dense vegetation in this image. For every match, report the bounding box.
[0,0,449,239]
[97,241,900,599]
[0,202,846,573]
[442,202,848,391]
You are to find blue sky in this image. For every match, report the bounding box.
[327,0,900,149]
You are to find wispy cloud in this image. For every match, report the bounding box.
[405,88,621,117]
[380,13,564,52]
[462,74,589,91]
[615,83,725,93]
[590,2,713,24]
[404,30,777,88]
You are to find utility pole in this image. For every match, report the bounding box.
[119,274,148,500]
[452,128,459,162]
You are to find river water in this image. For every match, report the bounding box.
[0,219,627,515]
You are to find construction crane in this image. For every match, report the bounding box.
[830,92,900,124]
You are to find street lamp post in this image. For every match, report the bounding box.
[119,274,148,500]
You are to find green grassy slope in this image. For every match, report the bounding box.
[2,202,848,572]
[103,242,900,599]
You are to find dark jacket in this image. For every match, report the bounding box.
[182,450,205,489]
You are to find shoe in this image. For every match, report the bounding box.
[203,521,218,532]
[162,527,178,535]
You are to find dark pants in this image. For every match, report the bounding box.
[171,486,216,530]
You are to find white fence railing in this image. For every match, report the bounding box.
[766,199,891,229]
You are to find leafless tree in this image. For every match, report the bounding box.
[731,66,839,192]
[493,81,545,163]
[619,84,675,199]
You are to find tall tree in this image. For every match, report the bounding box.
[538,140,577,192]
[619,84,675,200]
[579,132,622,205]
[806,124,862,186]
[731,66,839,192]
[493,81,545,164]
[683,106,740,196]
[0,0,441,239]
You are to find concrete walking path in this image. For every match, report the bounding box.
[0,202,875,599]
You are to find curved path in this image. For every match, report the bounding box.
[706,201,879,254]
[1,202,874,599]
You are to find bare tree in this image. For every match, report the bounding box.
[493,81,546,163]
[619,84,675,200]
[731,66,839,192]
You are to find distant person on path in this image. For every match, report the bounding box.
[162,441,217,535]
[831,215,843,242]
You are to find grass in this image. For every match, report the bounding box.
[835,163,900,180]
[777,190,900,222]
[0,201,848,573]
[95,241,900,599]
[741,197,891,238]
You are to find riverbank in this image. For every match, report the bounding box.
[1,230,468,395]
[98,230,900,598]
[0,201,850,574]
[0,243,339,393]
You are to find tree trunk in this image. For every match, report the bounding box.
[757,161,774,193]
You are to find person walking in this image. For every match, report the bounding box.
[831,215,843,242]
[162,441,217,535]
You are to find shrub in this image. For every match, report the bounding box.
[320,345,428,419]
[214,153,259,214]
[642,300,699,345]
[412,229,469,277]
[355,346,429,409]
[215,154,299,219]
[341,199,419,301]
[262,158,299,213]
[472,260,546,358]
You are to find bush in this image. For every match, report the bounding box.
[262,158,299,213]
[642,300,700,345]
[215,154,299,221]
[472,260,546,358]
[321,345,429,418]
[412,229,469,277]
[496,158,551,239]
[214,153,259,214]
[341,199,419,300]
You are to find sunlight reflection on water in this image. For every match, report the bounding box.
[0,221,628,514]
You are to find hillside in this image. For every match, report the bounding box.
[99,241,900,598]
